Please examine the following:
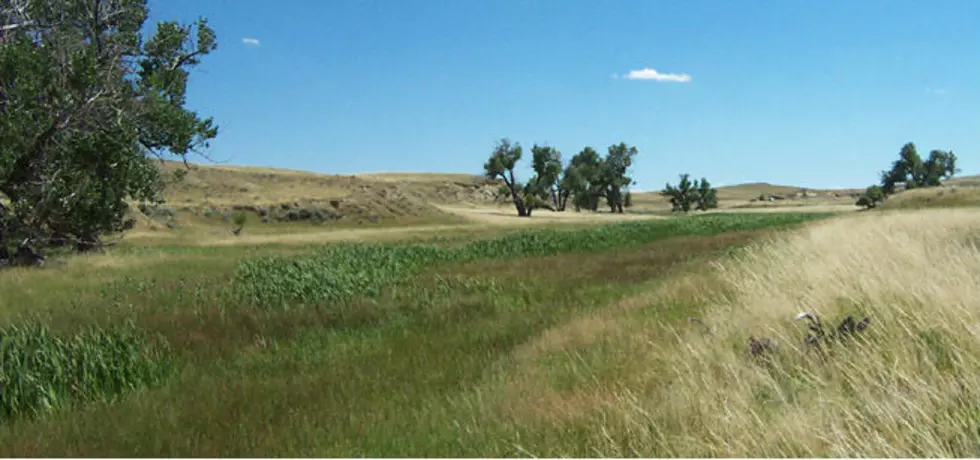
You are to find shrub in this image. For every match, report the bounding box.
[856,185,885,209]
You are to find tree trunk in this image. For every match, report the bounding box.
[75,239,104,253]
[512,194,528,217]
[505,171,529,217]
[0,229,8,263]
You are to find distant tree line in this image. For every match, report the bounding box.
[483,138,638,217]
[856,142,959,209]
[482,138,723,217]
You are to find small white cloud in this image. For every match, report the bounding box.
[620,68,692,83]
[242,38,261,47]
[926,87,948,95]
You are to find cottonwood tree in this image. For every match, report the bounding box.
[484,138,530,217]
[566,147,605,212]
[0,0,218,264]
[484,140,641,215]
[662,174,718,212]
[601,142,638,213]
[695,177,718,211]
[662,174,697,212]
[528,144,562,211]
[880,142,958,195]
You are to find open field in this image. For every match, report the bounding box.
[4,161,980,456]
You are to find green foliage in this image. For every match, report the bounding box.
[601,143,638,213]
[529,145,563,208]
[484,141,639,215]
[856,185,886,209]
[483,138,529,216]
[234,213,831,309]
[696,177,719,211]
[231,211,247,228]
[880,142,958,195]
[566,147,605,212]
[0,0,218,258]
[0,321,172,423]
[624,191,634,208]
[662,174,719,212]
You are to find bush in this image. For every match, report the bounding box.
[856,185,885,209]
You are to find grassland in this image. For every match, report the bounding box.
[3,162,980,456]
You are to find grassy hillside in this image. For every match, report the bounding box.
[877,175,980,210]
[147,161,866,228]
[125,161,504,242]
[136,161,865,243]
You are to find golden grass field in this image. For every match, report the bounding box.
[474,207,980,456]
[3,160,980,456]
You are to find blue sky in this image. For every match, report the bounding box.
[148,0,979,190]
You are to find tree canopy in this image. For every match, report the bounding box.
[483,139,640,216]
[880,142,958,195]
[661,174,718,212]
[0,0,218,264]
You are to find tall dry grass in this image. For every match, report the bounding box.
[601,208,980,456]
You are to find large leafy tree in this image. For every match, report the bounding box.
[602,142,638,213]
[662,174,697,212]
[565,147,604,212]
[0,0,218,263]
[528,144,562,210]
[695,176,718,211]
[483,138,530,217]
[662,174,718,212]
[880,142,958,195]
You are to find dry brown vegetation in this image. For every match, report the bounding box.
[448,208,980,456]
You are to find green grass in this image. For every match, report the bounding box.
[235,212,833,309]
[0,212,834,456]
[0,321,172,423]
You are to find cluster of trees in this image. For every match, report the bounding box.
[0,0,218,266]
[483,138,638,217]
[660,174,718,212]
[856,142,959,209]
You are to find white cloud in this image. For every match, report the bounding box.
[926,87,948,95]
[242,37,261,47]
[620,68,692,83]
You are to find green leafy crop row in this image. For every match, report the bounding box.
[234,213,833,309]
